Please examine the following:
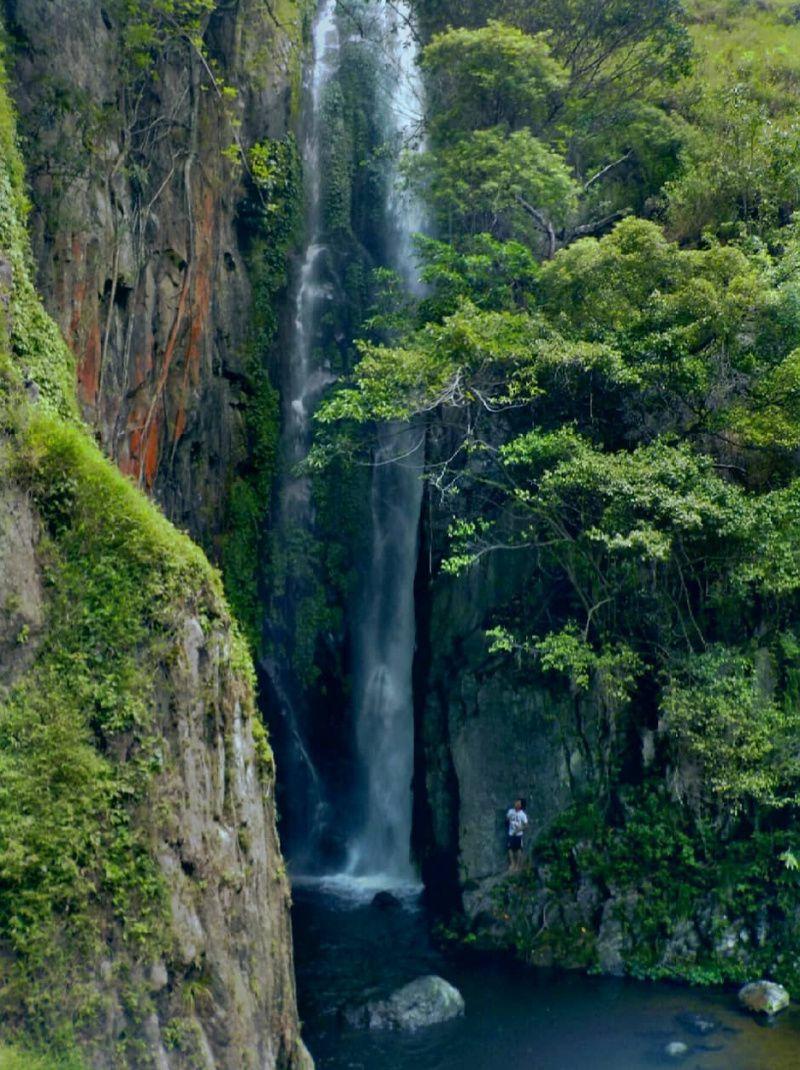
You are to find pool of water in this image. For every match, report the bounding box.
[292,880,800,1070]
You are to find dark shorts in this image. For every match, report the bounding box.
[507,835,523,852]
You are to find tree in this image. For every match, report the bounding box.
[667,79,800,242]
[507,0,691,103]
[413,126,579,249]
[321,0,800,825]
[422,21,567,138]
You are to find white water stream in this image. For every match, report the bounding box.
[273,0,426,886]
[282,0,340,527]
[347,1,426,881]
[261,0,341,857]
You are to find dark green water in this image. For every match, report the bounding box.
[292,880,800,1069]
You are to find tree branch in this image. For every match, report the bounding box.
[514,195,557,258]
[565,208,631,242]
[584,150,633,191]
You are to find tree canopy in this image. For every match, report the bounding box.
[319,0,800,820]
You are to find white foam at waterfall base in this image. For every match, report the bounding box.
[292,871,423,908]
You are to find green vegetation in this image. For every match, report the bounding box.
[0,45,76,419]
[320,0,800,986]
[496,781,800,990]
[0,1043,85,1070]
[407,0,691,250]
[666,2,800,241]
[1,412,228,1046]
[220,136,301,648]
[113,0,218,68]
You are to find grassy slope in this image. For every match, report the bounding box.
[688,0,800,84]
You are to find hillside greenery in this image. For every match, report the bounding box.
[319,0,800,986]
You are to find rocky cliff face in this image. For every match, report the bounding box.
[3,0,306,546]
[1,481,311,1068]
[0,35,310,1066]
[415,499,799,990]
[134,610,311,1070]
[415,538,607,900]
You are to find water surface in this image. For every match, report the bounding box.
[293,881,800,1069]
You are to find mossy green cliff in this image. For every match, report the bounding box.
[0,38,309,1070]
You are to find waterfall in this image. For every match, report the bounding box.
[347,2,426,880]
[282,0,339,527]
[266,0,426,883]
[348,425,424,879]
[261,0,340,866]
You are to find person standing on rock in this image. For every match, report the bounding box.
[506,797,528,872]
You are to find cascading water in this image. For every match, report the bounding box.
[347,423,424,880]
[282,3,339,528]
[347,2,426,880]
[267,0,426,883]
[261,0,340,865]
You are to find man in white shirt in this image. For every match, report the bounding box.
[506,797,528,873]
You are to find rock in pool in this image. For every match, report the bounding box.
[371,890,402,911]
[665,1041,689,1059]
[675,1011,719,1036]
[346,974,465,1031]
[738,981,790,1016]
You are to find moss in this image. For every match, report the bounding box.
[162,1016,207,1065]
[219,136,301,650]
[0,1043,86,1070]
[0,408,232,1048]
[495,781,800,993]
[320,40,386,243]
[0,36,266,1062]
[0,41,75,421]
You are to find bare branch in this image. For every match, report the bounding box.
[514,195,557,258]
[584,150,633,191]
[565,208,631,242]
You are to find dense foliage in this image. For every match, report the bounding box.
[319,0,800,985]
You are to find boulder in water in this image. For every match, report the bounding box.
[675,1011,719,1036]
[347,975,465,1031]
[738,980,790,1016]
[664,1041,689,1059]
[371,890,402,911]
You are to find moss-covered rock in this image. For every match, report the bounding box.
[0,39,310,1070]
